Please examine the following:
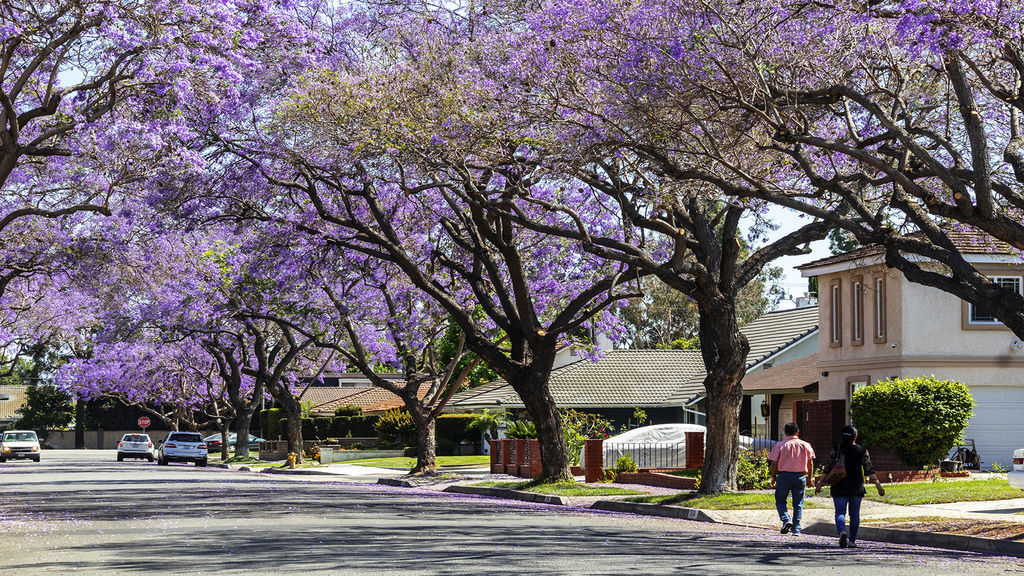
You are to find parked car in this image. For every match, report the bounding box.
[0,430,41,463]
[157,431,208,466]
[203,433,264,451]
[578,424,772,470]
[117,433,156,462]
[1010,448,1024,490]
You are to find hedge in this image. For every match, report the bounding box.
[437,414,477,444]
[259,412,479,444]
[851,376,974,468]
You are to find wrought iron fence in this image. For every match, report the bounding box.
[604,443,687,470]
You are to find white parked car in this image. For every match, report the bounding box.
[0,430,41,463]
[578,424,772,470]
[117,433,156,462]
[1010,448,1024,490]
[157,431,208,466]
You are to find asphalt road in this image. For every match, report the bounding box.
[1,450,1023,576]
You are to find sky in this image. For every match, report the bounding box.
[752,205,833,310]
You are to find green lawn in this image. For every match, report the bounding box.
[344,455,491,468]
[620,478,1022,510]
[473,480,642,497]
[857,478,1024,506]
[623,492,825,510]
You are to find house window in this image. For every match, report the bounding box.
[830,280,842,347]
[874,276,886,342]
[849,379,868,399]
[968,277,1021,324]
[852,277,864,345]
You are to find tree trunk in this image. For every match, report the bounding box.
[279,395,303,463]
[409,410,437,476]
[696,298,750,495]
[509,361,570,481]
[74,399,86,449]
[218,419,231,460]
[234,411,254,459]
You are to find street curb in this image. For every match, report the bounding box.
[260,467,340,477]
[590,501,1024,558]
[442,485,567,506]
[801,522,1024,557]
[589,500,716,522]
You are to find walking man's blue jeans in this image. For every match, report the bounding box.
[833,496,863,542]
[775,471,806,532]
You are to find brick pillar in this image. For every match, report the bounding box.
[501,439,513,474]
[489,439,501,474]
[685,431,704,470]
[584,438,604,483]
[528,440,542,479]
[513,439,527,477]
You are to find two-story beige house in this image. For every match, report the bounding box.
[798,230,1024,467]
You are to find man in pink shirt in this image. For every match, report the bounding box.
[768,422,816,535]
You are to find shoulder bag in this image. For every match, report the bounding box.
[821,453,847,486]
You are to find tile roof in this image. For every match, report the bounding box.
[448,349,708,409]
[740,306,819,369]
[798,228,1017,271]
[303,381,435,415]
[0,385,28,422]
[299,385,375,409]
[741,354,820,392]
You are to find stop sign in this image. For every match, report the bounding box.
[137,417,151,429]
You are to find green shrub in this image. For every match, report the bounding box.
[351,442,366,450]
[437,438,457,456]
[504,420,537,439]
[376,409,416,449]
[334,405,363,417]
[437,414,477,444]
[613,455,638,474]
[737,449,773,490]
[329,417,349,438]
[312,418,331,440]
[301,418,316,439]
[348,415,381,437]
[561,409,612,465]
[403,446,418,457]
[261,409,284,439]
[851,376,975,469]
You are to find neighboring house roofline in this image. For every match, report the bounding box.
[745,328,819,373]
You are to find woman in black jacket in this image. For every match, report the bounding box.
[815,425,885,548]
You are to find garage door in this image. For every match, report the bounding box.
[963,385,1024,470]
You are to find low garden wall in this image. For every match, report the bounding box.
[319,448,403,463]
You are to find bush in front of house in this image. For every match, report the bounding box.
[436,414,477,445]
[334,405,362,417]
[736,449,773,490]
[851,376,975,469]
[376,409,416,449]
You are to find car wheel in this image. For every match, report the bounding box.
[158,456,168,466]
[117,453,124,462]
[0,456,5,463]
[32,456,40,463]
[148,455,155,462]
[196,459,207,467]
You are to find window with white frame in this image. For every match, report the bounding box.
[969,277,1021,324]
[830,282,842,345]
[874,276,886,340]
[849,380,868,399]
[852,279,863,342]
